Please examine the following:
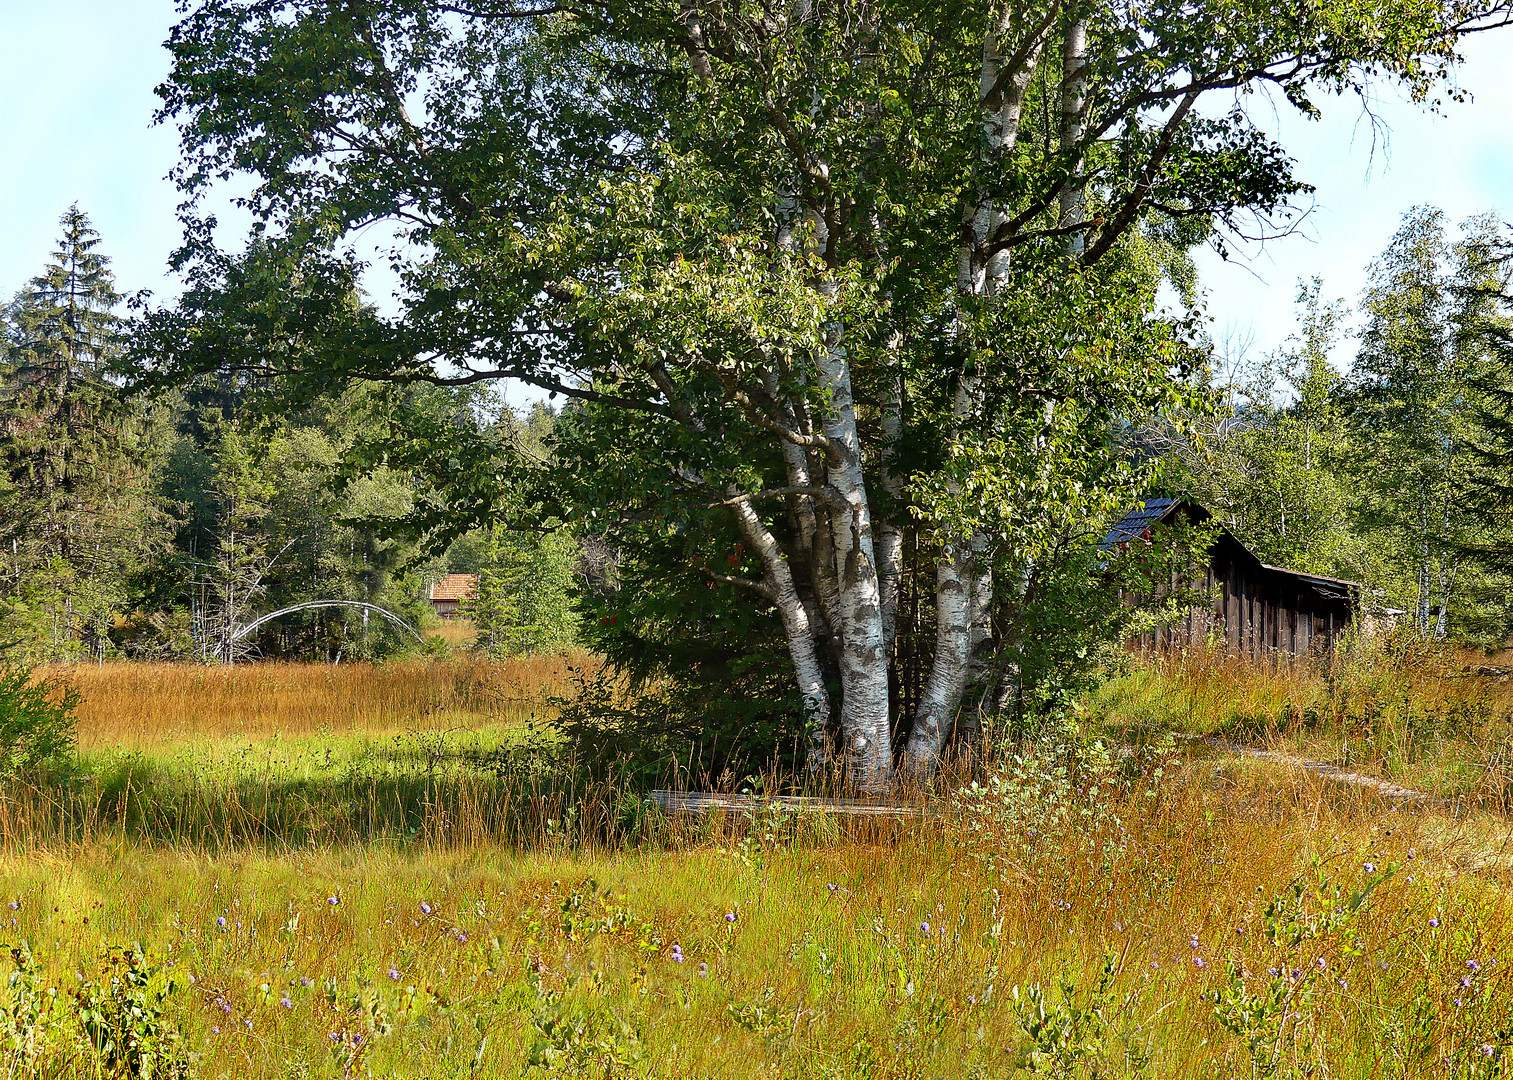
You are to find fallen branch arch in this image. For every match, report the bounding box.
[229,601,425,650]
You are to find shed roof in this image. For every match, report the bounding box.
[1103,495,1360,608]
[428,574,478,602]
[1100,496,1192,548]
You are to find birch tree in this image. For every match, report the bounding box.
[140,0,1513,789]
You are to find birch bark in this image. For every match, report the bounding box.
[1059,15,1090,257]
[728,489,833,754]
[904,5,1045,773]
[816,331,893,791]
[876,368,905,654]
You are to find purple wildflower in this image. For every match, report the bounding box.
[698,962,708,977]
[216,916,227,929]
[421,901,433,915]
[1430,918,1441,928]
[1194,957,1206,969]
[920,922,930,935]
[725,912,737,923]
[327,896,339,906]
[280,995,293,1010]
[1468,959,1481,972]
[388,967,401,981]
[1363,862,1376,873]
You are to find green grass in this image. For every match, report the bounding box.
[1091,638,1513,803]
[5,655,1513,1077]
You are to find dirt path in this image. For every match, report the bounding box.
[1188,734,1442,803]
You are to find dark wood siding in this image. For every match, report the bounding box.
[1127,526,1354,659]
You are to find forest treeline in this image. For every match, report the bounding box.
[0,206,580,664]
[6,203,1512,672]
[10,0,1513,787]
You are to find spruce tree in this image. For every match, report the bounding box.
[0,206,165,659]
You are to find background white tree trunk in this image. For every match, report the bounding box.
[1060,16,1090,257]
[729,492,833,758]
[905,6,1043,773]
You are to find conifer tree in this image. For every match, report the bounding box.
[1344,208,1502,638]
[0,206,166,659]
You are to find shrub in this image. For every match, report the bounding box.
[0,666,78,779]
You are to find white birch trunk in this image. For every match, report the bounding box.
[1059,16,1089,257]
[877,368,905,653]
[905,7,1043,773]
[728,491,833,758]
[816,337,893,792]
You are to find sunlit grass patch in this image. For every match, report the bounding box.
[1094,644,1513,803]
[4,761,1513,1078]
[57,654,585,749]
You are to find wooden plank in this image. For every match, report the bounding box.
[1247,582,1257,660]
[1268,587,1278,654]
[1226,572,1236,653]
[646,791,922,819]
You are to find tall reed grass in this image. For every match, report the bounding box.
[1094,636,1513,801]
[56,654,585,748]
[3,742,1512,1078]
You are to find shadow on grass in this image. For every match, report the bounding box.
[0,744,918,854]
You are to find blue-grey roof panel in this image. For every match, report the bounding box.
[1100,496,1180,549]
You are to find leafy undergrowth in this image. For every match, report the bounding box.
[3,745,1513,1078]
[1092,636,1513,803]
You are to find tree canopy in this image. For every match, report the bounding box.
[135,0,1513,788]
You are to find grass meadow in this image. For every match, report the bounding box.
[1094,636,1513,804]
[4,651,1513,1077]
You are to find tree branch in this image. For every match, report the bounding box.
[699,569,775,597]
[710,485,847,510]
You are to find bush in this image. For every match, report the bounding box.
[0,666,79,778]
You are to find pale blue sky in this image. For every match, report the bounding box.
[1,1,1510,378]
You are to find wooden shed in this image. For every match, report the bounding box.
[1105,497,1358,659]
[426,573,478,619]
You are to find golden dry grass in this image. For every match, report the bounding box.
[52,654,588,749]
[3,655,1512,1076]
[422,618,479,648]
[4,752,1513,1078]
[1094,640,1513,801]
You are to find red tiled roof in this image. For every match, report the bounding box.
[428,574,478,602]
